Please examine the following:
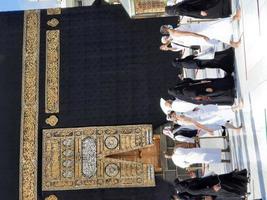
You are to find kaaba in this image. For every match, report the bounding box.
[0,3,181,200]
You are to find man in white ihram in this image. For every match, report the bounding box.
[164,147,230,168]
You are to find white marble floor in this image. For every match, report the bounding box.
[186,1,267,199]
[231,0,267,199]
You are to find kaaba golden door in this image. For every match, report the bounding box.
[42,124,157,191]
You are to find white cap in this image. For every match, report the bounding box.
[160,98,170,115]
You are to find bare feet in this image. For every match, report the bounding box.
[230,31,244,48]
[234,125,243,133]
[232,9,242,21]
[238,99,244,107]
[230,38,242,48]
[225,122,242,133]
[232,99,244,111]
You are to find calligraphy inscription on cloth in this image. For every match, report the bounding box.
[19,10,40,200]
[45,30,60,113]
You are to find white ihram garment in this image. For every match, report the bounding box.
[173,17,234,46]
[172,99,197,113]
[182,105,235,131]
[171,147,221,168]
[160,98,197,115]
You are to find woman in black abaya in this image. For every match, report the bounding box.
[165,0,232,19]
[168,75,235,105]
[174,169,249,199]
[172,47,235,75]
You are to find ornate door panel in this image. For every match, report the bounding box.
[42,124,156,191]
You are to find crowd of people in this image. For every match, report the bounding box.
[158,0,249,199]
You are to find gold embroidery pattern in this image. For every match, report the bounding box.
[45,195,58,200]
[42,124,155,191]
[45,30,60,113]
[19,10,40,200]
[45,115,59,127]
[47,8,61,15]
[47,18,59,28]
[135,0,165,14]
